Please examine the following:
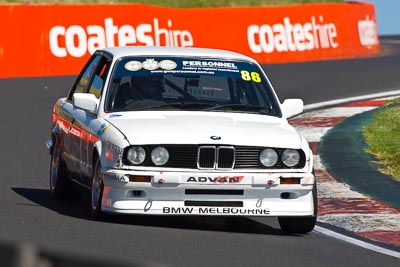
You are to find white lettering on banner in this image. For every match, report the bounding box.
[49,18,194,58]
[248,16,338,54]
[358,15,378,47]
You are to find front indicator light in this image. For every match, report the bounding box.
[129,175,151,183]
[280,178,301,184]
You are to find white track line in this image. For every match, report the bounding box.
[314,226,400,259]
[304,89,400,111]
[304,92,400,257]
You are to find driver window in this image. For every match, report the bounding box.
[74,56,102,95]
[88,75,104,99]
[88,58,111,99]
[68,55,110,101]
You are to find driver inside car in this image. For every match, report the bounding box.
[112,75,165,109]
[131,75,165,101]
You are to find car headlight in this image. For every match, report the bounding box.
[127,146,146,165]
[282,149,300,167]
[151,146,169,166]
[259,148,278,167]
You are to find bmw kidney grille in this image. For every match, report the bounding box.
[197,146,235,170]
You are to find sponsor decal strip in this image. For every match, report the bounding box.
[54,114,100,143]
[186,176,244,184]
[162,207,270,215]
[0,3,379,78]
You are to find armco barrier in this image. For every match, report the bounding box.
[0,3,379,78]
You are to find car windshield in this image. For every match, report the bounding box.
[105,57,282,117]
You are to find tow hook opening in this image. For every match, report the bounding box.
[280,192,299,199]
[131,190,146,197]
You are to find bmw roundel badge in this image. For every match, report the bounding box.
[210,136,221,140]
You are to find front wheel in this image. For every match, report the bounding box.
[278,180,318,234]
[49,140,73,199]
[90,157,104,218]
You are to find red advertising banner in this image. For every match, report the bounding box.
[0,3,379,78]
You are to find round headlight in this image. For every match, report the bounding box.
[151,147,169,166]
[259,148,278,167]
[127,146,146,165]
[282,149,300,167]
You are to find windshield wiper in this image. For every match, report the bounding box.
[205,103,272,114]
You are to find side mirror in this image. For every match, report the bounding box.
[73,93,99,113]
[282,99,304,118]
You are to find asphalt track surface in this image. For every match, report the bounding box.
[1,38,400,266]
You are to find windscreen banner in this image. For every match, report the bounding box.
[0,3,379,78]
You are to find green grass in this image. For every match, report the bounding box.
[0,0,343,7]
[363,99,400,181]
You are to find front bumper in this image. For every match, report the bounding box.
[101,170,315,216]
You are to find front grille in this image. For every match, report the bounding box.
[198,146,235,170]
[234,147,261,168]
[167,145,198,168]
[217,147,235,169]
[124,145,306,169]
[198,146,215,168]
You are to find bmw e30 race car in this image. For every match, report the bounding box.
[47,46,316,233]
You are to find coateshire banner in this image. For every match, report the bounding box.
[0,2,379,78]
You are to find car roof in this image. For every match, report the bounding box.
[100,46,257,63]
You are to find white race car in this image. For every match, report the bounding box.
[47,46,316,233]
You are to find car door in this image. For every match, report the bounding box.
[63,53,111,186]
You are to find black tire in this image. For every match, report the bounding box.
[278,179,318,234]
[90,157,104,218]
[49,139,73,200]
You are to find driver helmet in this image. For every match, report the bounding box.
[131,75,164,99]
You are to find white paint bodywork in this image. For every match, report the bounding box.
[99,111,314,217]
[51,46,315,217]
[105,111,303,148]
[101,170,315,216]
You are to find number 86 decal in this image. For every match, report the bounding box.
[240,70,261,83]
